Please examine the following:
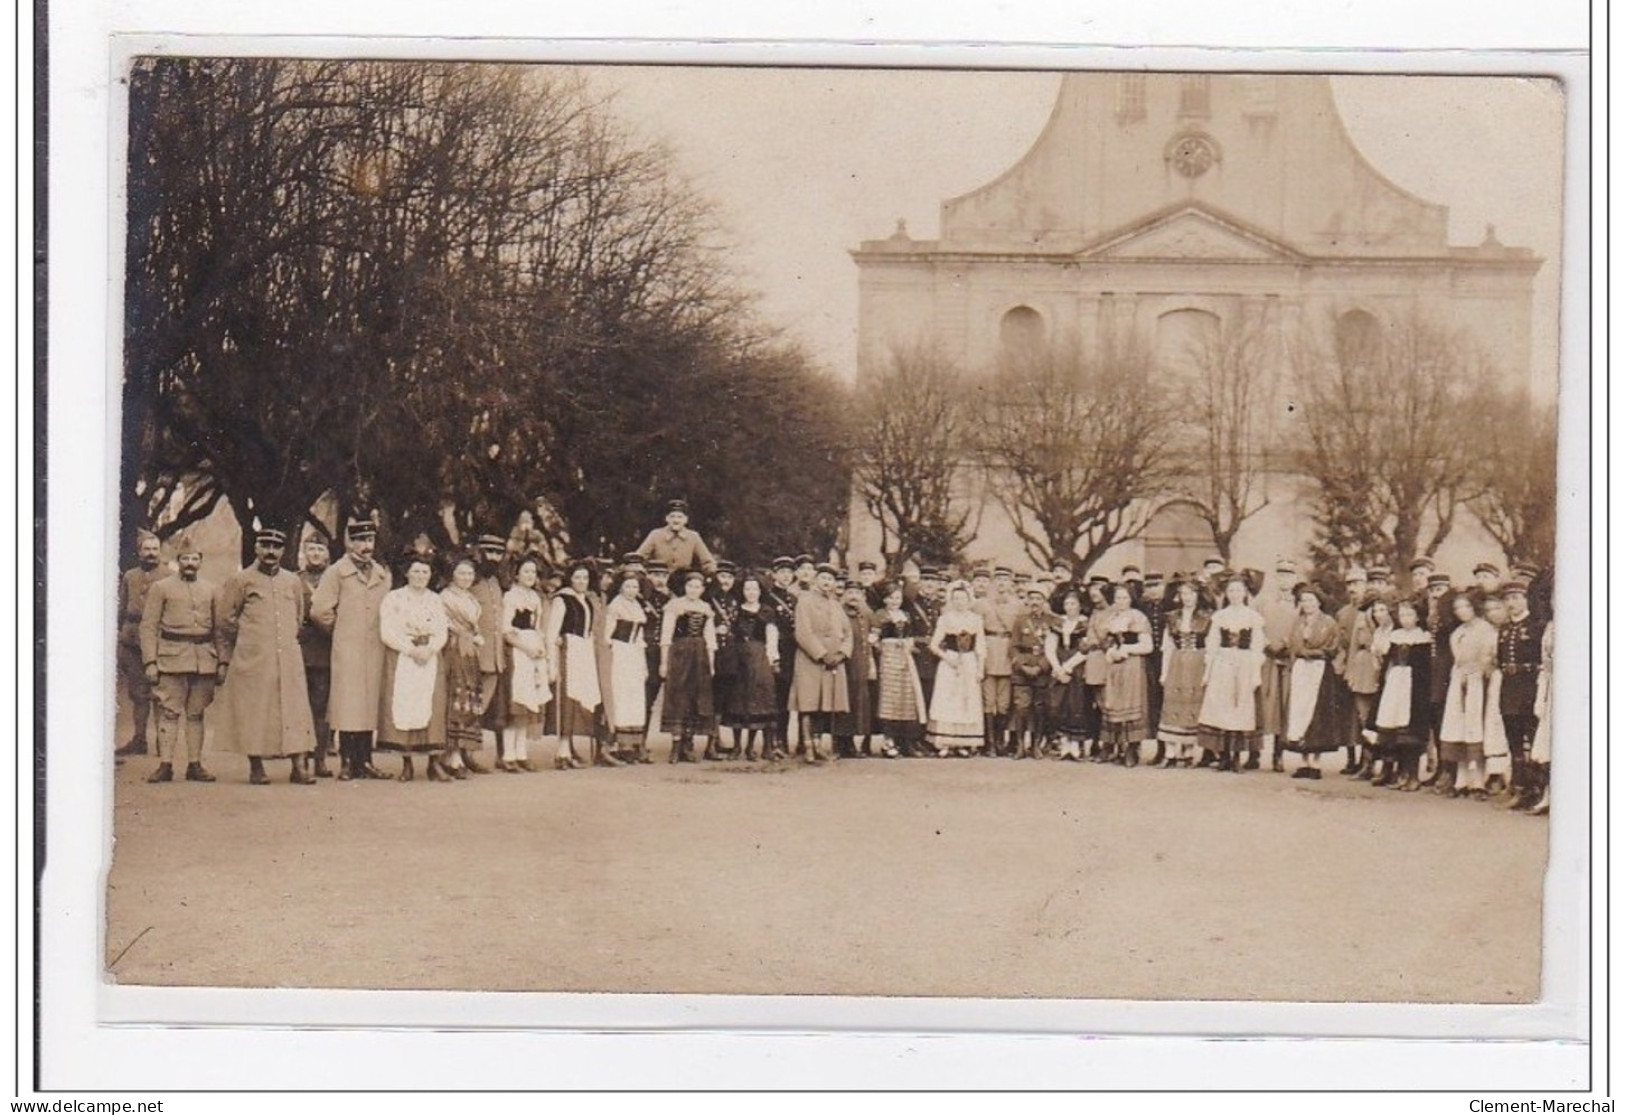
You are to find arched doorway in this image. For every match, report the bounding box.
[998,305,1046,366]
[1142,499,1218,576]
[1154,307,1220,381]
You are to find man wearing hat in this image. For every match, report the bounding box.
[790,563,853,763]
[764,557,801,759]
[1009,584,1055,758]
[856,559,885,611]
[974,565,1023,755]
[708,561,741,757]
[1407,557,1435,594]
[641,560,673,732]
[1497,580,1544,809]
[1473,562,1502,594]
[115,529,167,758]
[1200,555,1227,610]
[137,532,221,783]
[1047,558,1077,615]
[310,517,393,780]
[1258,561,1300,771]
[634,499,718,577]
[793,554,818,596]
[448,534,509,773]
[1331,564,1371,774]
[296,533,338,777]
[214,528,319,784]
[908,568,945,718]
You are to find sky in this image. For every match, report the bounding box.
[578,67,1566,391]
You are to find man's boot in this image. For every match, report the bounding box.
[290,755,316,785]
[184,761,215,783]
[248,757,270,785]
[147,762,173,784]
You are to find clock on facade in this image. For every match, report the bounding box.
[1166,132,1220,178]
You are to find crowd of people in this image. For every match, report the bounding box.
[114,499,1556,816]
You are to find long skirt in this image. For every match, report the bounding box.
[726,640,779,729]
[1482,670,1511,778]
[549,634,601,740]
[1052,674,1094,738]
[1283,658,1342,754]
[875,641,926,725]
[661,635,714,735]
[926,654,983,751]
[1157,647,1205,748]
[607,638,648,749]
[833,656,874,738]
[1100,656,1148,744]
[1198,648,1261,754]
[444,646,485,751]
[377,649,448,753]
[1374,665,1428,754]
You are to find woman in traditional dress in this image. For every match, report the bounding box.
[438,555,486,780]
[1196,575,1268,772]
[1045,590,1092,760]
[833,582,877,757]
[545,561,607,769]
[1438,591,1499,800]
[1282,585,1346,779]
[1155,578,1209,768]
[1371,598,1432,791]
[1099,583,1154,766]
[1081,581,1111,759]
[500,557,551,773]
[927,581,986,756]
[871,582,922,758]
[725,572,781,761]
[376,554,451,782]
[603,570,652,763]
[661,570,718,763]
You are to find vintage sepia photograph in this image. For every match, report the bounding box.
[103,60,1566,1006]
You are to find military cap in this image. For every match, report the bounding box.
[858,560,877,572]
[256,528,288,547]
[715,559,738,575]
[1473,562,1501,578]
[666,499,689,515]
[646,559,670,574]
[771,555,795,570]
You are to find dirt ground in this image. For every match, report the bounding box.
[104,728,1547,1002]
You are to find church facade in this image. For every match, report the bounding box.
[848,72,1541,578]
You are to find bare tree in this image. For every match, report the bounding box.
[1468,388,1557,571]
[976,339,1180,570]
[853,344,976,568]
[1294,308,1493,573]
[1181,309,1271,562]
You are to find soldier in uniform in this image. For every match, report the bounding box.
[1200,555,1228,610]
[297,533,336,777]
[1047,559,1077,616]
[641,559,672,733]
[1009,585,1054,759]
[309,517,393,780]
[1473,562,1502,596]
[1332,565,1370,775]
[1258,561,1299,772]
[137,532,219,783]
[909,568,945,733]
[764,556,800,760]
[707,560,741,758]
[115,529,167,758]
[793,553,817,597]
[1497,580,1543,810]
[1423,571,1459,789]
[856,560,886,611]
[975,565,1022,755]
[213,528,319,784]
[635,498,719,577]
[463,534,510,773]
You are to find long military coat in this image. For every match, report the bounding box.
[309,555,393,732]
[213,565,316,757]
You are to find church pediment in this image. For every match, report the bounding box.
[1079,205,1308,263]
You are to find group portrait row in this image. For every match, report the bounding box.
[116,498,1557,817]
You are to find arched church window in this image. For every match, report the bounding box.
[1143,499,1218,576]
[1116,74,1147,123]
[999,305,1046,364]
[1154,307,1220,380]
[1334,309,1383,370]
[1178,75,1212,119]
